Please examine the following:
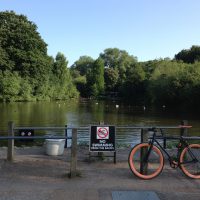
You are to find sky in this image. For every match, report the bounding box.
[1,0,200,66]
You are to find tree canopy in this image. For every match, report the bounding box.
[175,45,200,63]
[0,11,78,101]
[1,11,200,110]
[70,46,200,109]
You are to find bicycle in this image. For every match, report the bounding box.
[128,126,200,179]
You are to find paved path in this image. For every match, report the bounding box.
[0,147,200,200]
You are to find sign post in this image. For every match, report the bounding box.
[89,125,116,163]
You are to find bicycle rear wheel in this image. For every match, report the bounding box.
[128,143,164,179]
[180,144,200,179]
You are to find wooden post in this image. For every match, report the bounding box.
[141,128,148,143]
[64,125,68,148]
[70,128,77,178]
[7,121,15,161]
[114,151,116,164]
[140,128,148,174]
[180,120,188,136]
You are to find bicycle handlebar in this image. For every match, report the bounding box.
[178,125,192,128]
[148,125,192,132]
[148,125,192,138]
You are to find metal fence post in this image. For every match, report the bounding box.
[163,137,167,149]
[7,121,15,161]
[70,128,77,178]
[140,128,148,174]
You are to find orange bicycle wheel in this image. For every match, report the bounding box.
[180,144,200,179]
[128,143,164,179]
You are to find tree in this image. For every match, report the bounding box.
[0,11,50,74]
[147,60,200,107]
[100,48,137,88]
[51,52,78,100]
[0,70,21,101]
[175,45,200,63]
[0,11,78,101]
[71,56,94,76]
[0,11,52,100]
[53,52,69,81]
[120,63,146,103]
[70,56,94,97]
[104,67,119,92]
[86,58,104,97]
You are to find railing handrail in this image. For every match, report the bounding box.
[0,136,71,140]
[12,125,190,131]
[116,125,187,129]
[13,126,87,131]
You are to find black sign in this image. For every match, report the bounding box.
[19,129,34,142]
[89,125,115,152]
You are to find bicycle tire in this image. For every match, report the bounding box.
[128,143,164,179]
[180,144,200,179]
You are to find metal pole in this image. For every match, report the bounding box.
[7,121,14,161]
[163,137,167,149]
[70,128,77,178]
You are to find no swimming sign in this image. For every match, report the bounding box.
[89,125,115,152]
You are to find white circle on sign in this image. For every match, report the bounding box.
[21,132,25,136]
[97,127,109,139]
[28,132,32,136]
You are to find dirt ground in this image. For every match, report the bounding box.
[0,146,200,200]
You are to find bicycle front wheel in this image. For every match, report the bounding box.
[180,144,200,179]
[128,143,164,179]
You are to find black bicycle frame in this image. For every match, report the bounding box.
[145,131,197,167]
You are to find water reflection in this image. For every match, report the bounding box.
[0,100,200,145]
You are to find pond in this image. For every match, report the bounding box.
[0,99,200,146]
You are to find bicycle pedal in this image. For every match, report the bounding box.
[170,161,178,168]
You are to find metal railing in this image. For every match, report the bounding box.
[4,121,79,178]
[0,120,196,178]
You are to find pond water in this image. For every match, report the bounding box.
[0,99,200,146]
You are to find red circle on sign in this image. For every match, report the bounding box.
[97,127,109,139]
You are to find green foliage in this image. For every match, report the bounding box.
[86,58,105,97]
[19,79,34,101]
[148,60,200,107]
[71,56,94,76]
[104,67,119,92]
[0,11,78,102]
[50,52,79,100]
[100,48,137,86]
[0,70,21,101]
[71,46,200,109]
[73,75,87,97]
[70,56,95,97]
[1,10,200,109]
[175,45,200,63]
[119,63,146,103]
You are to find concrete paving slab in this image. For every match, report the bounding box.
[112,191,160,200]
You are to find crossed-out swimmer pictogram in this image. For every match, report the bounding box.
[97,127,109,139]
